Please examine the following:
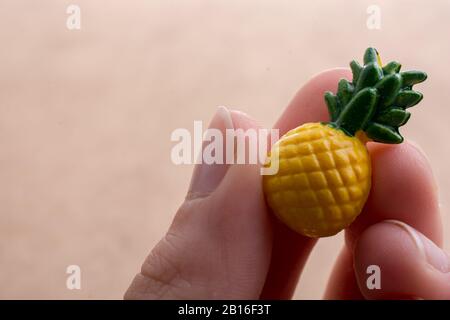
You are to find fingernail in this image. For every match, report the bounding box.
[407,140,439,193]
[186,106,234,200]
[384,220,450,273]
[407,140,428,161]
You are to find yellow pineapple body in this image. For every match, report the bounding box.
[263,123,371,237]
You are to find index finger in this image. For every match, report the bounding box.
[347,141,442,247]
[261,68,352,299]
[325,141,441,299]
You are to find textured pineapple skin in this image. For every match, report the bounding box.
[263,123,371,237]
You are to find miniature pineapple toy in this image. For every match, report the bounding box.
[263,48,427,237]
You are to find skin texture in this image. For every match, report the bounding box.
[125,69,448,300]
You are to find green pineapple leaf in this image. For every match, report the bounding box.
[326,48,427,144]
[365,122,404,144]
[363,48,379,65]
[374,73,402,107]
[354,62,383,93]
[324,92,339,122]
[337,79,354,107]
[374,108,411,127]
[401,71,428,87]
[350,60,362,84]
[382,61,401,75]
[395,90,423,108]
[336,88,378,135]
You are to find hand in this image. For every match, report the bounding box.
[124,69,448,300]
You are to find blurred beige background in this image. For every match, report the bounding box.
[0,0,449,299]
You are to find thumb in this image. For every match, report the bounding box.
[354,220,450,299]
[125,107,272,299]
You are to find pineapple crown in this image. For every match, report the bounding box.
[324,47,427,143]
